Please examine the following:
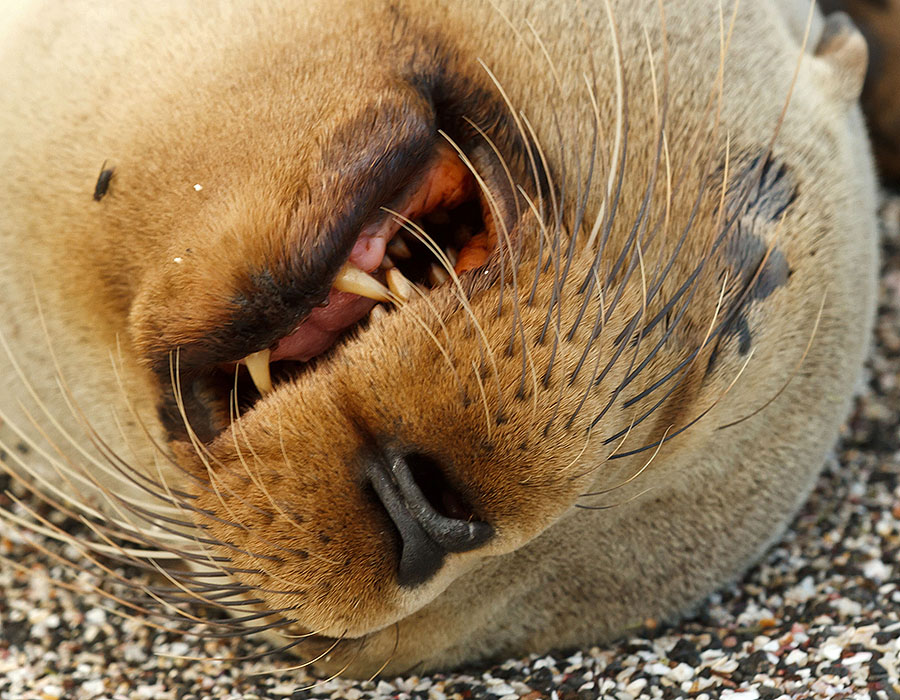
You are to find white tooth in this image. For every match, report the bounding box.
[386,267,413,304]
[428,263,450,286]
[445,247,458,267]
[387,236,413,259]
[370,304,388,321]
[244,348,273,396]
[332,263,393,302]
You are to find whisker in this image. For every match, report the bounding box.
[718,288,827,430]
[387,209,505,415]
[250,633,348,677]
[579,425,672,500]
[611,346,757,459]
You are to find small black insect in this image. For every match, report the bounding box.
[93,162,115,201]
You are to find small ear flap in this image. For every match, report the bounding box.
[814,11,869,103]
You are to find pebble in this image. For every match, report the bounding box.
[863,558,892,582]
[820,643,843,661]
[81,679,105,696]
[720,690,759,700]
[84,608,107,626]
[669,662,694,682]
[39,685,63,700]
[487,682,516,695]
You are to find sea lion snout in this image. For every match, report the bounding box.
[365,449,494,587]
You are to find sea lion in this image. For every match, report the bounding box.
[0,0,880,677]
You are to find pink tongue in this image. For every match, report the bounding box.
[269,227,384,363]
[270,290,376,362]
[268,141,473,365]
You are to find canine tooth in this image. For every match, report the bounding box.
[380,254,395,270]
[445,247,458,267]
[370,304,388,321]
[332,263,393,302]
[244,348,273,396]
[387,236,412,259]
[386,267,413,304]
[428,263,450,286]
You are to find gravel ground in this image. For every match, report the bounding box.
[1,198,899,700]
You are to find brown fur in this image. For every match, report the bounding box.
[0,0,880,677]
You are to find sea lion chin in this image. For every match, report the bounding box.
[0,0,881,678]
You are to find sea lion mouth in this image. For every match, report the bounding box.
[239,140,489,380]
[158,136,510,443]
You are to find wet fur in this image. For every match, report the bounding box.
[0,0,879,677]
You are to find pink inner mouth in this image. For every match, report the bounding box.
[269,143,475,364]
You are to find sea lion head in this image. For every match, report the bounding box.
[0,0,879,678]
[120,0,622,645]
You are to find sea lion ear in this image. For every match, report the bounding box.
[813,11,869,104]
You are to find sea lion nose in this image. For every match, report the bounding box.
[366,451,493,587]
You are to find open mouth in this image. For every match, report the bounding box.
[165,139,506,441]
[239,141,493,395]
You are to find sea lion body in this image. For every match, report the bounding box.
[0,0,879,676]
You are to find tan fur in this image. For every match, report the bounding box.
[0,0,879,677]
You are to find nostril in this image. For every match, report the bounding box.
[365,449,493,588]
[405,453,475,523]
[388,451,493,554]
